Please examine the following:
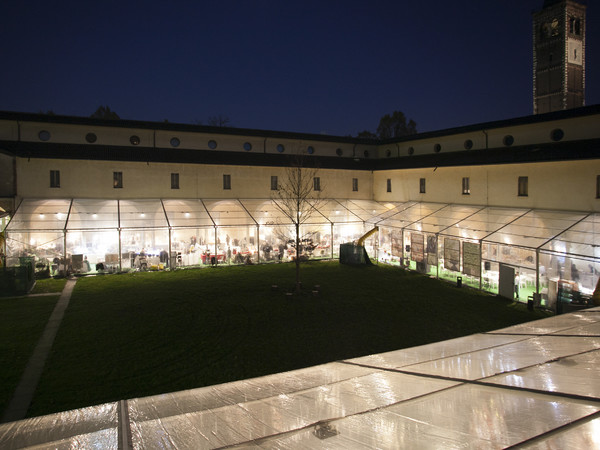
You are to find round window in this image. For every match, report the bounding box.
[243,142,252,151]
[551,129,564,142]
[130,135,140,145]
[434,144,441,153]
[85,132,97,143]
[208,140,217,149]
[336,148,343,156]
[170,137,180,147]
[503,135,514,146]
[38,130,51,141]
[464,139,473,150]
[276,144,285,153]
[408,147,414,155]
[307,146,314,155]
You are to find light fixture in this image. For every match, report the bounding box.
[39,214,45,219]
[141,213,145,218]
[92,214,98,218]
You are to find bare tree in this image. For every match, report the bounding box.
[207,114,231,127]
[272,152,325,292]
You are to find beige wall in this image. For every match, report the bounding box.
[374,159,600,212]
[376,115,600,158]
[3,121,377,158]
[15,158,373,201]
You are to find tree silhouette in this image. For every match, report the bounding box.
[90,106,120,120]
[376,111,417,139]
[357,111,417,139]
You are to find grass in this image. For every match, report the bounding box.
[18,261,549,418]
[30,277,67,295]
[0,295,59,413]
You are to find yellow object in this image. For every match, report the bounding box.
[357,227,378,247]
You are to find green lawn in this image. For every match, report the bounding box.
[23,261,548,418]
[0,295,59,414]
[30,277,67,295]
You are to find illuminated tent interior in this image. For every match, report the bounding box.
[4,199,599,307]
[4,198,381,271]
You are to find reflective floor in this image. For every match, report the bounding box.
[3,309,600,449]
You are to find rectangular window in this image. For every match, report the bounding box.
[113,171,123,189]
[387,178,392,193]
[419,178,426,194]
[518,176,528,197]
[313,177,321,191]
[352,178,358,192]
[50,170,60,188]
[223,174,231,190]
[462,177,470,195]
[171,173,179,189]
[271,175,278,191]
[596,175,600,198]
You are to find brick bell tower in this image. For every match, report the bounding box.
[533,0,586,114]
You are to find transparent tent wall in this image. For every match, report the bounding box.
[5,231,64,271]
[171,228,215,267]
[121,228,170,270]
[258,224,294,263]
[216,226,256,265]
[539,253,599,310]
[66,230,119,273]
[302,224,332,259]
[482,243,536,302]
[332,223,368,259]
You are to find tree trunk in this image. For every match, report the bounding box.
[295,222,301,292]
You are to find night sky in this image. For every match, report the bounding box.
[1,0,598,136]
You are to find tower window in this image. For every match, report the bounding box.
[352,178,358,192]
[50,170,60,188]
[113,172,123,189]
[518,176,528,197]
[462,177,470,195]
[387,179,392,193]
[171,173,179,189]
[223,174,231,190]
[313,177,321,191]
[271,175,278,191]
[419,178,426,194]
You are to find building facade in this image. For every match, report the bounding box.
[1,105,600,311]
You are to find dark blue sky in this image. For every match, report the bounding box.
[1,1,598,136]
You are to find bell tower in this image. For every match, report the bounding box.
[533,0,586,114]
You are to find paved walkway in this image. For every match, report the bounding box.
[1,278,77,423]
